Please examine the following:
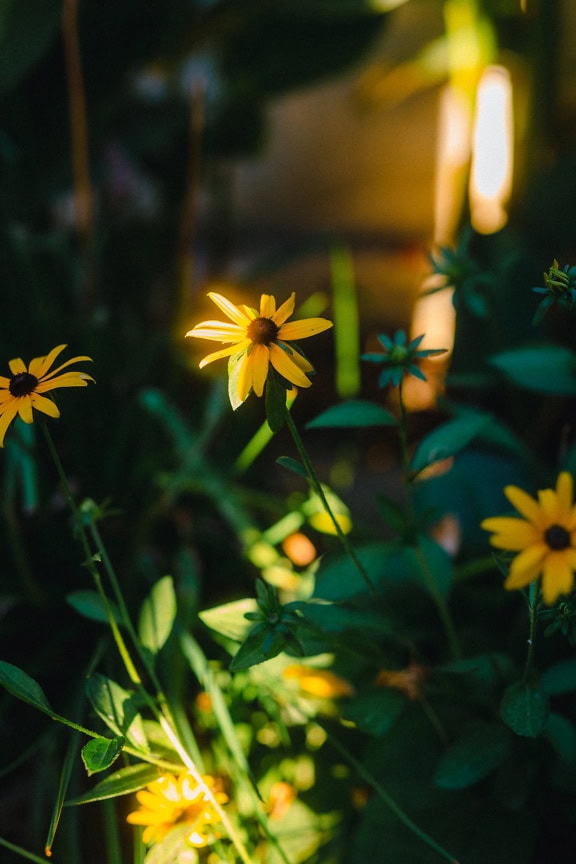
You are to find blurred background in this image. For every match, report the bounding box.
[1,0,576,859]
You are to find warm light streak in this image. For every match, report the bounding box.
[469,66,514,234]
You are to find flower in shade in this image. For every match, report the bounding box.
[0,344,94,447]
[361,330,446,388]
[126,772,228,847]
[186,292,332,405]
[481,472,576,605]
[532,259,576,324]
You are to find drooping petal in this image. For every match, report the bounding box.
[541,551,576,604]
[198,340,251,368]
[260,294,276,318]
[28,345,67,379]
[272,293,295,326]
[17,395,34,424]
[36,372,94,391]
[278,317,333,341]
[504,543,548,589]
[556,471,574,514]
[250,344,270,397]
[30,392,60,418]
[8,357,26,375]
[504,485,545,527]
[237,350,254,403]
[0,404,19,447]
[207,293,253,327]
[278,342,314,372]
[269,343,312,388]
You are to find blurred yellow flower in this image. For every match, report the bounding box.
[126,772,228,847]
[0,344,93,446]
[186,292,332,403]
[374,662,429,701]
[481,471,576,605]
[283,664,355,699]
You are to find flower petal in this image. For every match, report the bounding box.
[504,485,545,527]
[272,293,295,326]
[260,294,276,318]
[269,343,312,388]
[30,392,60,418]
[481,517,541,550]
[198,340,251,368]
[278,317,333,341]
[504,543,548,590]
[556,471,574,513]
[541,550,576,604]
[17,395,34,424]
[208,293,253,327]
[28,345,67,379]
[237,350,254,402]
[36,372,94,391]
[8,357,26,375]
[250,344,270,397]
[186,322,246,342]
[0,404,19,447]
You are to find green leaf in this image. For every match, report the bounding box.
[545,713,576,766]
[265,373,288,433]
[144,826,199,864]
[343,688,405,736]
[489,344,576,395]
[410,410,491,475]
[434,723,511,789]
[276,455,309,478]
[81,736,125,776]
[0,660,52,714]
[66,590,121,626]
[306,400,396,429]
[199,598,258,643]
[229,624,286,671]
[66,763,161,805]
[138,576,177,655]
[540,658,576,694]
[296,600,392,634]
[85,674,148,753]
[500,682,550,737]
[0,0,61,93]
[410,535,453,600]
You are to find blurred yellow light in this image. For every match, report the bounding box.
[469,65,514,234]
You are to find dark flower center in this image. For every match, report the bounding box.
[544,524,571,551]
[247,317,279,346]
[9,371,38,397]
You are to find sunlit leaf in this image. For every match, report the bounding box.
[199,598,258,643]
[66,763,161,805]
[81,736,125,776]
[85,674,148,753]
[139,575,177,655]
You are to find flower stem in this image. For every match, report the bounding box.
[283,405,375,593]
[40,423,141,685]
[522,581,540,683]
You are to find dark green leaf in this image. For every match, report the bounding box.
[81,736,125,776]
[434,723,511,789]
[306,400,396,429]
[66,763,161,805]
[296,601,392,634]
[66,590,121,626]
[489,344,576,395]
[545,713,576,766]
[138,575,177,655]
[410,410,491,475]
[0,660,52,714]
[500,682,550,737]
[265,374,288,433]
[276,455,309,478]
[85,674,148,753]
[230,624,286,671]
[343,688,405,736]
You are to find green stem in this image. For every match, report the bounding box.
[324,728,459,864]
[0,836,57,864]
[40,423,141,684]
[522,581,540,683]
[284,406,375,593]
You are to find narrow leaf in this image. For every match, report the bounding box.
[66,590,122,625]
[66,763,161,805]
[306,400,396,429]
[276,455,309,478]
[0,660,52,714]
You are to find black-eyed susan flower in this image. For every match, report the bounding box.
[481,472,576,605]
[126,772,228,847]
[0,344,94,447]
[186,292,332,405]
[362,330,446,388]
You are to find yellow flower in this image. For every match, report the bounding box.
[126,772,228,847]
[481,472,576,604]
[0,344,94,447]
[283,664,355,699]
[185,292,332,403]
